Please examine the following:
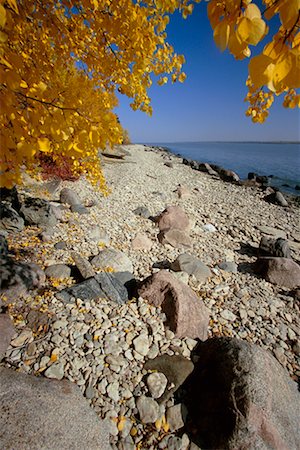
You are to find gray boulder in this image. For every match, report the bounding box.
[144,354,194,403]
[60,187,81,206]
[0,203,24,232]
[20,197,57,228]
[56,272,128,304]
[258,236,291,258]
[182,337,300,450]
[71,252,95,279]
[0,257,45,303]
[265,191,288,207]
[0,367,111,450]
[91,248,133,273]
[45,264,71,279]
[171,253,211,282]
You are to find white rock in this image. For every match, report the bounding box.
[136,395,160,423]
[132,335,150,356]
[220,309,237,321]
[107,381,120,402]
[146,372,168,399]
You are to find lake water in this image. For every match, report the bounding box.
[149,142,300,196]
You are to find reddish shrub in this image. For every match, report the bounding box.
[38,154,80,181]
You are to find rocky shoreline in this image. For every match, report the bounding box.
[0,144,299,449]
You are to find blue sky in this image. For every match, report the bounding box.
[115,2,299,143]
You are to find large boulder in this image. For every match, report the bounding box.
[56,272,128,304]
[182,337,300,450]
[0,314,15,361]
[91,248,133,273]
[258,236,291,258]
[265,191,288,207]
[255,257,300,289]
[158,229,192,248]
[171,253,211,283]
[0,257,45,303]
[210,165,240,182]
[20,197,57,228]
[0,203,24,233]
[156,205,190,232]
[138,270,209,340]
[0,367,111,450]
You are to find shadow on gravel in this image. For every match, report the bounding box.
[237,242,258,257]
[237,262,257,275]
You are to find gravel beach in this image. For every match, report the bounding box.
[1,144,300,450]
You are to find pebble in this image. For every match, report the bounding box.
[220,310,237,321]
[132,335,150,356]
[44,363,65,380]
[146,372,168,399]
[136,396,160,423]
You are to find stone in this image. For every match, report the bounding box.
[171,253,211,283]
[259,236,291,258]
[88,226,110,244]
[182,337,300,450]
[71,204,89,215]
[0,186,21,211]
[71,252,96,279]
[112,271,137,299]
[255,257,300,289]
[220,309,237,321]
[60,187,81,206]
[210,165,240,182]
[256,225,287,239]
[107,381,120,402]
[218,261,238,273]
[45,264,71,279]
[0,203,24,233]
[198,162,219,177]
[54,241,67,250]
[157,205,190,232]
[133,206,151,219]
[158,229,192,249]
[132,334,150,356]
[176,185,191,199]
[265,191,288,207]
[11,328,33,347]
[56,272,128,304]
[146,372,168,399]
[202,223,216,233]
[0,367,111,450]
[144,355,194,403]
[0,314,15,361]
[166,404,185,431]
[131,233,152,250]
[91,248,133,273]
[139,270,209,340]
[20,197,57,227]
[136,396,160,423]
[44,362,65,380]
[0,257,45,302]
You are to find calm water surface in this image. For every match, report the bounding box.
[149,142,300,195]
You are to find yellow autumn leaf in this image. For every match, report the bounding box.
[182,4,194,19]
[178,72,186,83]
[248,54,275,90]
[38,137,51,153]
[0,31,8,43]
[279,0,300,30]
[213,21,230,52]
[117,416,126,432]
[17,141,36,158]
[0,5,6,29]
[237,17,266,46]
[20,80,28,88]
[244,3,262,20]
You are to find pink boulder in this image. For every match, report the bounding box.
[255,257,300,289]
[138,270,209,340]
[158,229,192,248]
[157,206,190,232]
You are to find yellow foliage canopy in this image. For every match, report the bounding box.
[0,0,299,189]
